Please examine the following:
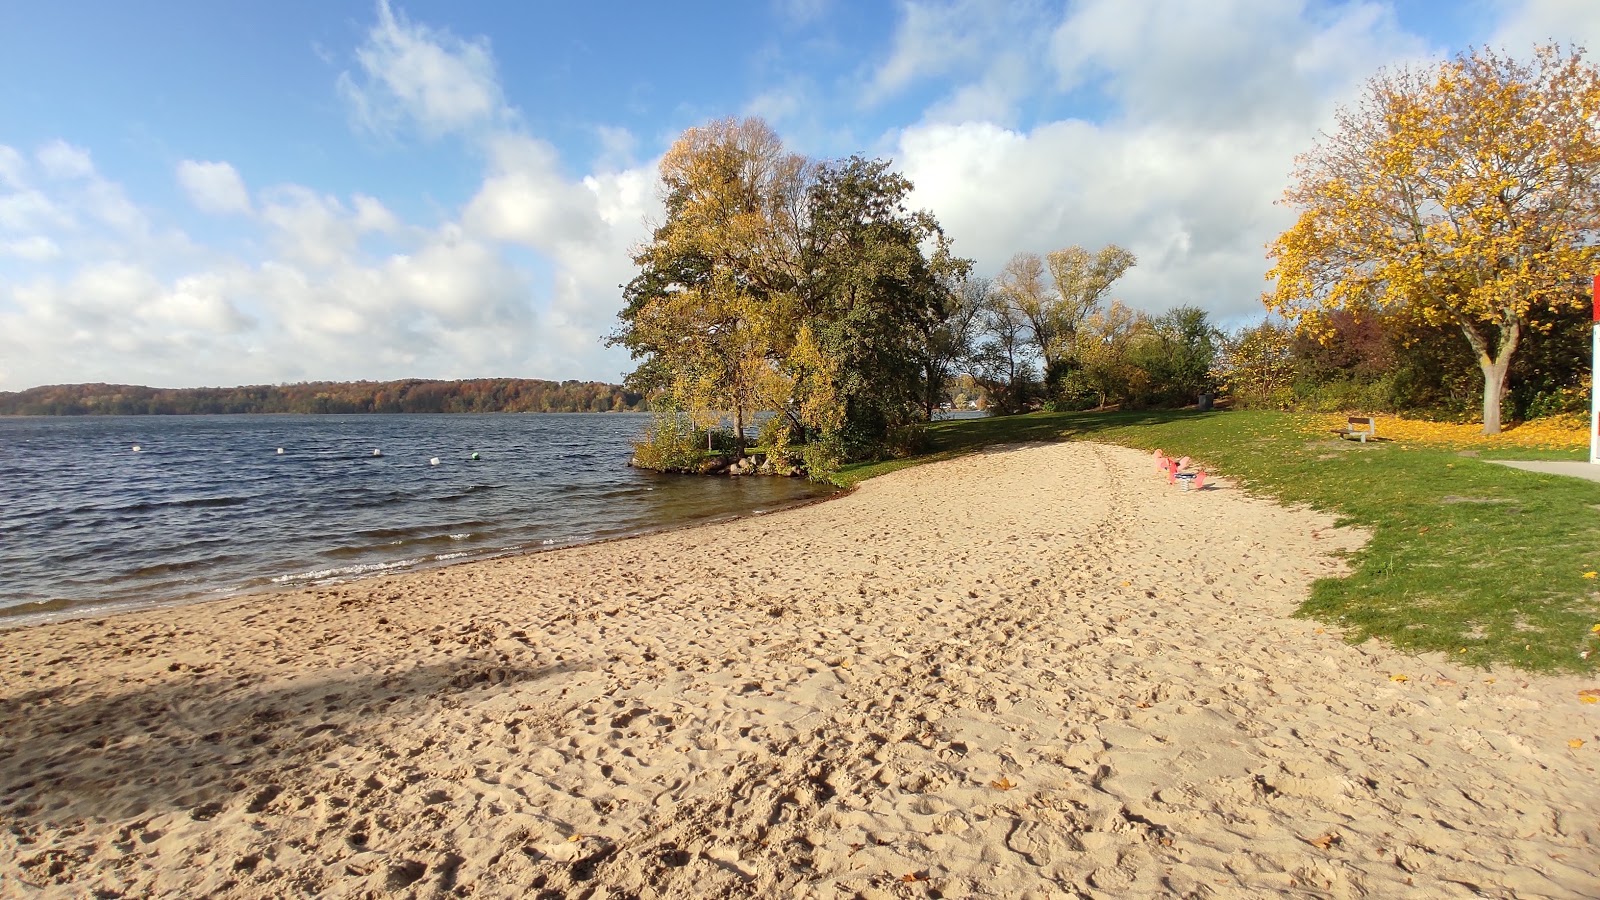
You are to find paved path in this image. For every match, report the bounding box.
[1489,459,1600,482]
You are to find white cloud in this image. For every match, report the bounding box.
[258,185,400,269]
[463,134,607,252]
[337,0,508,138]
[864,0,1045,121]
[1050,0,1425,130]
[0,236,61,261]
[0,189,73,233]
[176,160,252,215]
[1492,0,1600,49]
[352,194,400,233]
[35,140,96,180]
[894,2,1431,327]
[0,146,28,190]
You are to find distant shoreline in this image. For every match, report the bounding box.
[0,377,650,416]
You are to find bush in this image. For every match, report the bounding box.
[632,411,728,472]
[800,433,845,483]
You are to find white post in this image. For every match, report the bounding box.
[1592,275,1599,464]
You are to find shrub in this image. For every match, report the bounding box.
[632,410,722,472]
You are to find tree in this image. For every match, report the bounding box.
[612,118,809,451]
[917,273,987,420]
[1046,244,1138,349]
[1073,299,1144,409]
[970,287,1039,415]
[800,155,967,456]
[992,245,1137,404]
[1268,45,1600,433]
[1215,320,1296,409]
[995,252,1057,369]
[613,120,967,469]
[1124,305,1221,407]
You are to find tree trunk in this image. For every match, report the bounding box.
[1479,355,1511,435]
[1456,318,1520,436]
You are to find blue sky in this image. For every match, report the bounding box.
[1,0,1595,390]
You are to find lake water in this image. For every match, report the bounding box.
[0,414,835,625]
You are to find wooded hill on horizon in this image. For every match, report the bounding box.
[0,378,650,416]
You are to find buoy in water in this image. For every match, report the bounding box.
[429,457,440,466]
[372,449,382,457]
[131,445,141,452]
[470,452,480,461]
[276,448,284,455]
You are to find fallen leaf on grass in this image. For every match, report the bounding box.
[1305,832,1341,850]
[990,776,1017,791]
[1569,739,1585,749]
[1585,572,1598,579]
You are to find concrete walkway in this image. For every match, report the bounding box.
[1488,460,1600,482]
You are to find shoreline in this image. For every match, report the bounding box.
[3,441,1596,898]
[0,483,845,632]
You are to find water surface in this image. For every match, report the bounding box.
[0,414,833,624]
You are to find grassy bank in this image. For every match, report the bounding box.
[838,410,1600,674]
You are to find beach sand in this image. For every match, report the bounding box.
[1,441,1596,898]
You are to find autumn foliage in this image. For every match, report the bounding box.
[1268,45,1600,434]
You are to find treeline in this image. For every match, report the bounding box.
[0,379,649,416]
[953,247,1220,415]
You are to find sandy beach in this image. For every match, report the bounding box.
[1,441,1595,898]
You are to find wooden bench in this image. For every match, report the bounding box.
[1334,416,1377,443]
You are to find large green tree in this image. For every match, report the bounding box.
[800,155,968,455]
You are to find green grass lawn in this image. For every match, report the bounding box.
[837,409,1600,674]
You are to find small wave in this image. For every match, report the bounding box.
[270,558,423,585]
[435,485,497,503]
[108,495,250,514]
[129,556,238,578]
[433,551,471,561]
[0,597,80,618]
[449,532,471,540]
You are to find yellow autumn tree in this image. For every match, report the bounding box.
[1267,45,1600,433]
[615,118,809,450]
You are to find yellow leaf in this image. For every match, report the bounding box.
[990,776,1017,791]
[1584,571,1598,579]
[1306,832,1341,850]
[1569,738,1585,749]
[1581,695,1598,705]
[1390,673,1409,683]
